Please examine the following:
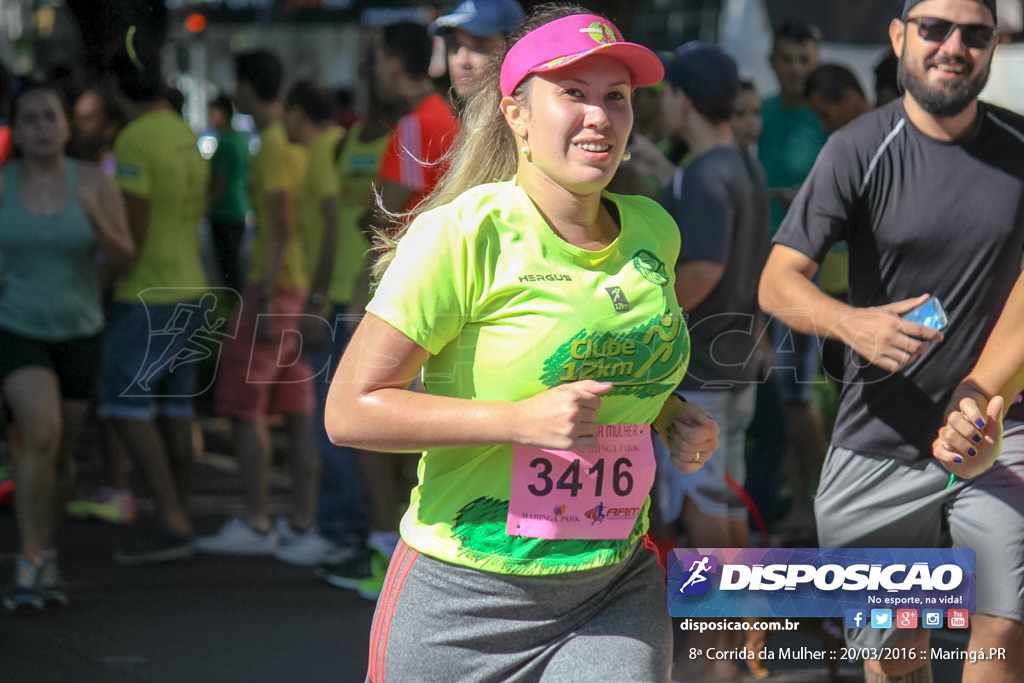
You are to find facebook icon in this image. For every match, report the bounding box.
[845,609,866,629]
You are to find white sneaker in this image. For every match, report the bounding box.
[196,517,277,555]
[273,517,302,545]
[272,518,357,567]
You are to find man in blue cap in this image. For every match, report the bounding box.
[430,0,524,100]
[761,0,1024,680]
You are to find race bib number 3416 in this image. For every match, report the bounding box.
[507,424,656,540]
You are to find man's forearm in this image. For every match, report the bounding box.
[759,249,857,345]
[309,196,340,300]
[261,190,291,291]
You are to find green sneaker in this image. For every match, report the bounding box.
[355,551,391,601]
[65,487,136,525]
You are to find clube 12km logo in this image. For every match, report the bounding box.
[667,548,976,619]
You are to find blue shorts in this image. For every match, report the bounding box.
[98,300,207,420]
[655,386,757,523]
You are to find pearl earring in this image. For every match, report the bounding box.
[621,151,632,162]
[519,142,530,158]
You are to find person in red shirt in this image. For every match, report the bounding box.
[0,61,13,165]
[374,22,460,215]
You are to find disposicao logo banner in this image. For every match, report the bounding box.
[667,548,976,618]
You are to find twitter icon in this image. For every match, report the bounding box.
[870,609,893,629]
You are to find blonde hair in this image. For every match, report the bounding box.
[371,2,594,281]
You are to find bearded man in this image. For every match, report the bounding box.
[758,0,1024,681]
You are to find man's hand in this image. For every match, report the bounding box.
[840,295,944,372]
[255,290,274,345]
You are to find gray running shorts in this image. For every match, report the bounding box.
[814,430,1024,650]
[366,539,672,682]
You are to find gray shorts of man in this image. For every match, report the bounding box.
[815,427,1024,649]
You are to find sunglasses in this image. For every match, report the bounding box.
[906,17,996,50]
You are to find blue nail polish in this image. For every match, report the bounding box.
[954,456,963,463]
[975,419,986,429]
[968,448,977,456]
[972,434,982,443]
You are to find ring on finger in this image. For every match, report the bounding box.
[693,451,701,463]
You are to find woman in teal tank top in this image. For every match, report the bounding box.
[0,82,133,611]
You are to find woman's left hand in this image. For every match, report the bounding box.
[664,401,718,474]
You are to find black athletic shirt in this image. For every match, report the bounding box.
[774,99,1024,463]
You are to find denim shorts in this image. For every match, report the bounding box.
[656,386,757,522]
[98,300,206,420]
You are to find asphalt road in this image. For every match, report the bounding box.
[0,423,969,683]
[1,492,376,682]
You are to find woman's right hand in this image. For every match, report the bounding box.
[933,391,1003,479]
[512,381,615,451]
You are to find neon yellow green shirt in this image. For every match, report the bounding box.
[297,125,343,283]
[248,122,307,290]
[367,180,690,576]
[329,121,392,305]
[114,109,209,303]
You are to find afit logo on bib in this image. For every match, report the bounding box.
[667,548,976,618]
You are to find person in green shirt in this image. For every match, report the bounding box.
[325,7,719,681]
[206,94,251,295]
[757,20,831,545]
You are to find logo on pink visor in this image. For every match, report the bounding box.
[499,14,664,96]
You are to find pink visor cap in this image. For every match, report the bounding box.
[499,14,664,97]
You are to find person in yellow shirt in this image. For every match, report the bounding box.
[201,50,319,556]
[311,41,405,591]
[101,46,210,565]
[325,9,720,678]
[263,79,349,565]
[284,81,344,323]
